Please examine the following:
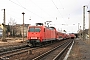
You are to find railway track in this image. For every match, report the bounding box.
[0,39,72,60]
[0,45,29,60]
[0,40,58,60]
[32,39,74,60]
[0,44,27,52]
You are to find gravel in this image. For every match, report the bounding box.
[67,38,90,60]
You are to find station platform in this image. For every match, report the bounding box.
[67,38,90,60]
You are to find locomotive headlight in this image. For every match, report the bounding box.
[31,37,37,39]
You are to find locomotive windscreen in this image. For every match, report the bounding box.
[28,27,41,32]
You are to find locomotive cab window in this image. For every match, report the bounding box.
[28,28,34,32]
[35,28,41,32]
[28,27,41,32]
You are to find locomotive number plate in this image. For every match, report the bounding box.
[31,37,37,39]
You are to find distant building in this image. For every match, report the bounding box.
[15,24,30,37]
[84,29,89,39]
[0,28,3,37]
[84,29,89,34]
[0,24,30,37]
[78,29,89,39]
[0,24,3,29]
[0,24,3,37]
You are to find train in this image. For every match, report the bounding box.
[27,23,76,46]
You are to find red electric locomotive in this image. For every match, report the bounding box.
[27,23,56,46]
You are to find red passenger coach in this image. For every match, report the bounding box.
[56,32,64,40]
[56,31,70,40]
[69,33,76,39]
[27,23,56,46]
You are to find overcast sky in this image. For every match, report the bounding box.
[0,0,90,33]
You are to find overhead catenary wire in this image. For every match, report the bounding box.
[51,0,58,9]
[16,0,59,22]
[6,10,22,20]
[6,9,34,24]
[59,0,71,20]
[51,0,64,19]
[28,0,54,18]
[10,0,66,22]
[9,0,46,20]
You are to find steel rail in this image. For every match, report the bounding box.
[32,40,70,60]
[53,40,73,60]
[0,40,56,60]
[0,44,27,52]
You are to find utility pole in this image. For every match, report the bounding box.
[22,12,25,42]
[78,23,80,31]
[2,9,6,42]
[83,5,88,40]
[87,10,90,41]
[80,26,82,39]
[83,6,85,40]
[78,23,80,37]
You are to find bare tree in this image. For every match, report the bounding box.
[8,18,17,37]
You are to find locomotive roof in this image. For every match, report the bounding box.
[36,23,43,26]
[28,26,56,30]
[49,27,55,29]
